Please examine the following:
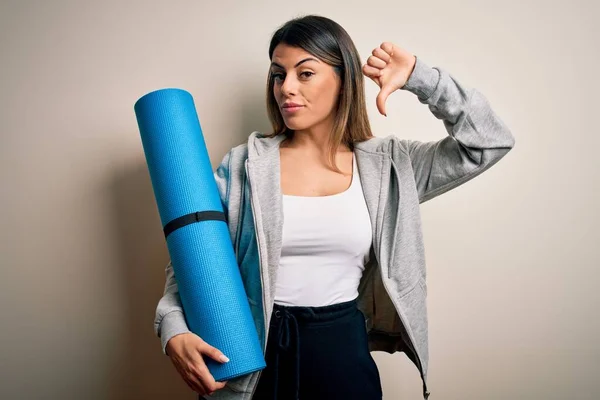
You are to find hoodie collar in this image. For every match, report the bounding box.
[246,130,386,158]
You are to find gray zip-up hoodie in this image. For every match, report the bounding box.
[154,55,516,399]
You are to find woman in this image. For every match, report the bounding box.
[154,15,515,400]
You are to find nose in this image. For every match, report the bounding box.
[280,75,297,97]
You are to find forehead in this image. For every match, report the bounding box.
[271,44,321,67]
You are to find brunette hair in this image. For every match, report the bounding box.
[265,14,374,173]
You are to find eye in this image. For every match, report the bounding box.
[271,71,313,82]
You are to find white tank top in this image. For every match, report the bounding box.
[274,153,373,307]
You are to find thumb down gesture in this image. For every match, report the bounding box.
[362,42,417,116]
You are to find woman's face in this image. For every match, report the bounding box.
[270,43,342,132]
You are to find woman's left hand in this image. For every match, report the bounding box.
[362,42,417,116]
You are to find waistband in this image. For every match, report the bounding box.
[272,297,358,324]
[268,297,359,399]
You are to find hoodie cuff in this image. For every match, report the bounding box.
[400,55,441,101]
[159,310,191,356]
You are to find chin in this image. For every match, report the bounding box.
[283,121,302,130]
[283,119,313,131]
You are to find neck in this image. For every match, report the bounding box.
[283,124,350,155]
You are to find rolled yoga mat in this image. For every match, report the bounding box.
[134,88,266,382]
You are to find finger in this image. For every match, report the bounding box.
[183,374,205,394]
[200,370,222,393]
[214,380,227,389]
[184,359,209,393]
[379,42,395,57]
[191,356,223,393]
[362,64,382,82]
[367,55,386,69]
[363,70,381,88]
[376,84,395,116]
[171,358,205,393]
[199,342,230,364]
[372,47,392,63]
[208,376,227,390]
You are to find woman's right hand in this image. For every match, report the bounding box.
[166,333,230,396]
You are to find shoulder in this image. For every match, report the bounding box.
[354,134,409,159]
[217,130,282,171]
[229,141,249,160]
[217,135,251,168]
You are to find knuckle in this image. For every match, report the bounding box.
[187,370,200,382]
[191,364,205,378]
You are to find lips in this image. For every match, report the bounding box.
[282,102,303,108]
[281,105,303,114]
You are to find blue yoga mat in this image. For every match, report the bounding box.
[134,88,265,382]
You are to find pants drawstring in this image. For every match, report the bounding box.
[273,308,300,399]
[253,298,382,400]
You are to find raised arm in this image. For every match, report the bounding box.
[396,56,516,203]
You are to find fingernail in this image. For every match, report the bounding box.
[220,354,230,363]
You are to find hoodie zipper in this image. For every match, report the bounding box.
[378,156,429,398]
[234,167,246,264]
[245,159,267,399]
[380,273,429,397]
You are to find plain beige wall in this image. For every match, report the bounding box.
[1,0,598,399]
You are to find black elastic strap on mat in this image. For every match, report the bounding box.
[163,210,226,238]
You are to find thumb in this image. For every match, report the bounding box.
[376,84,394,116]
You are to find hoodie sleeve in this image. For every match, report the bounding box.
[395,55,515,204]
[153,149,232,355]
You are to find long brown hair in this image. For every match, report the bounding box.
[265,14,374,173]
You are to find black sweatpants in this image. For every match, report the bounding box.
[252,297,383,400]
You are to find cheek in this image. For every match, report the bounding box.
[307,81,331,104]
[311,82,339,111]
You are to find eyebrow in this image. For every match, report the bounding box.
[270,57,319,69]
